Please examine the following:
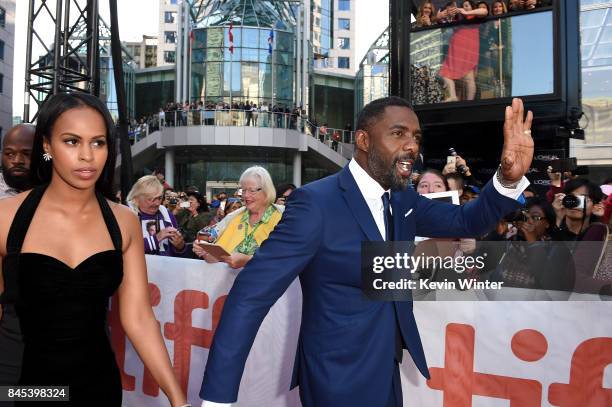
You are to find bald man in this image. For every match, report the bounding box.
[0,124,35,199]
[0,124,34,406]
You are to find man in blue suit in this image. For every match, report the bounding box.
[200,97,534,407]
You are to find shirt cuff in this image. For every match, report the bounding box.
[202,401,232,407]
[492,175,530,201]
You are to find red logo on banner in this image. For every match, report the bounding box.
[428,323,612,406]
[109,287,227,397]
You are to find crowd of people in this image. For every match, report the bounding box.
[414,0,552,28]
[129,101,355,152]
[409,151,611,294]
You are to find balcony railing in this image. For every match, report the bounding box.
[129,109,355,154]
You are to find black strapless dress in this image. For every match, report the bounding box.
[1,185,123,405]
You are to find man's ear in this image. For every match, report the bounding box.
[355,130,370,153]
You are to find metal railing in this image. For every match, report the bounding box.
[129,109,356,153]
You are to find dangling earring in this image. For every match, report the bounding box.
[43,152,52,162]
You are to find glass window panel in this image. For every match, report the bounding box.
[164,11,176,24]
[241,63,260,100]
[339,0,351,11]
[192,49,205,63]
[581,27,601,45]
[165,31,177,44]
[260,49,273,63]
[224,46,241,60]
[581,9,607,29]
[164,51,175,63]
[242,28,260,48]
[600,25,612,43]
[338,18,350,30]
[206,62,222,98]
[207,48,224,61]
[277,32,293,52]
[276,52,292,65]
[338,37,351,49]
[224,27,242,48]
[194,30,206,49]
[259,63,272,99]
[0,8,5,28]
[242,48,260,62]
[582,44,595,60]
[338,57,350,69]
[594,42,612,58]
[207,28,224,47]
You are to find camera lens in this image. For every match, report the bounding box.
[169,198,178,205]
[562,195,580,209]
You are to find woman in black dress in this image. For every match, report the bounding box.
[0,93,188,406]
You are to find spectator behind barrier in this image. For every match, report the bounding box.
[490,197,575,291]
[416,169,448,194]
[193,166,284,269]
[127,175,187,257]
[551,178,605,241]
[275,183,296,205]
[176,191,213,244]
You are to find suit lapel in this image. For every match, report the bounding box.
[338,166,383,242]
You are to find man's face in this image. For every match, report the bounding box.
[218,192,227,201]
[362,106,421,190]
[2,125,35,191]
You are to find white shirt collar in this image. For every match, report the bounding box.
[348,159,389,203]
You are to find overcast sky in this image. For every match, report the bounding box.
[12,0,389,118]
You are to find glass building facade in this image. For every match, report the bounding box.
[312,0,333,64]
[189,0,296,107]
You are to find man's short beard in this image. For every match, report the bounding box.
[367,145,411,191]
[3,168,31,191]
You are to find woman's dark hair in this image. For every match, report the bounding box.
[187,191,208,212]
[563,178,604,204]
[462,0,477,9]
[525,196,556,234]
[476,1,490,13]
[30,92,117,200]
[275,183,296,199]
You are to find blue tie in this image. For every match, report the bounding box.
[382,191,393,241]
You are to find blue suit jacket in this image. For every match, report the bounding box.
[200,165,521,406]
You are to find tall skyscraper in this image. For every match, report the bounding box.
[0,0,14,138]
[312,0,355,75]
[158,0,178,66]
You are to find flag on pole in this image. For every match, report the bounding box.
[268,29,274,55]
[229,22,234,54]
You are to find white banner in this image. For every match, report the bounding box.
[112,256,612,407]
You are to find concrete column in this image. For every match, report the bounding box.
[165,149,175,188]
[292,151,302,187]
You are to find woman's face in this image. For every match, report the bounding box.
[188,196,200,212]
[422,3,433,16]
[242,177,267,213]
[137,188,164,215]
[492,2,504,14]
[463,1,473,11]
[417,172,447,195]
[43,106,108,192]
[478,3,488,12]
[519,205,550,239]
[225,202,242,216]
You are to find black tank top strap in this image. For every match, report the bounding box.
[96,191,123,252]
[6,184,48,255]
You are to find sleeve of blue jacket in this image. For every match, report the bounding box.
[414,180,522,238]
[199,187,322,403]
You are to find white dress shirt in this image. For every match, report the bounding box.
[201,159,528,407]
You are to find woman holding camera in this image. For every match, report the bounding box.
[176,191,213,243]
[0,93,187,406]
[551,178,605,241]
